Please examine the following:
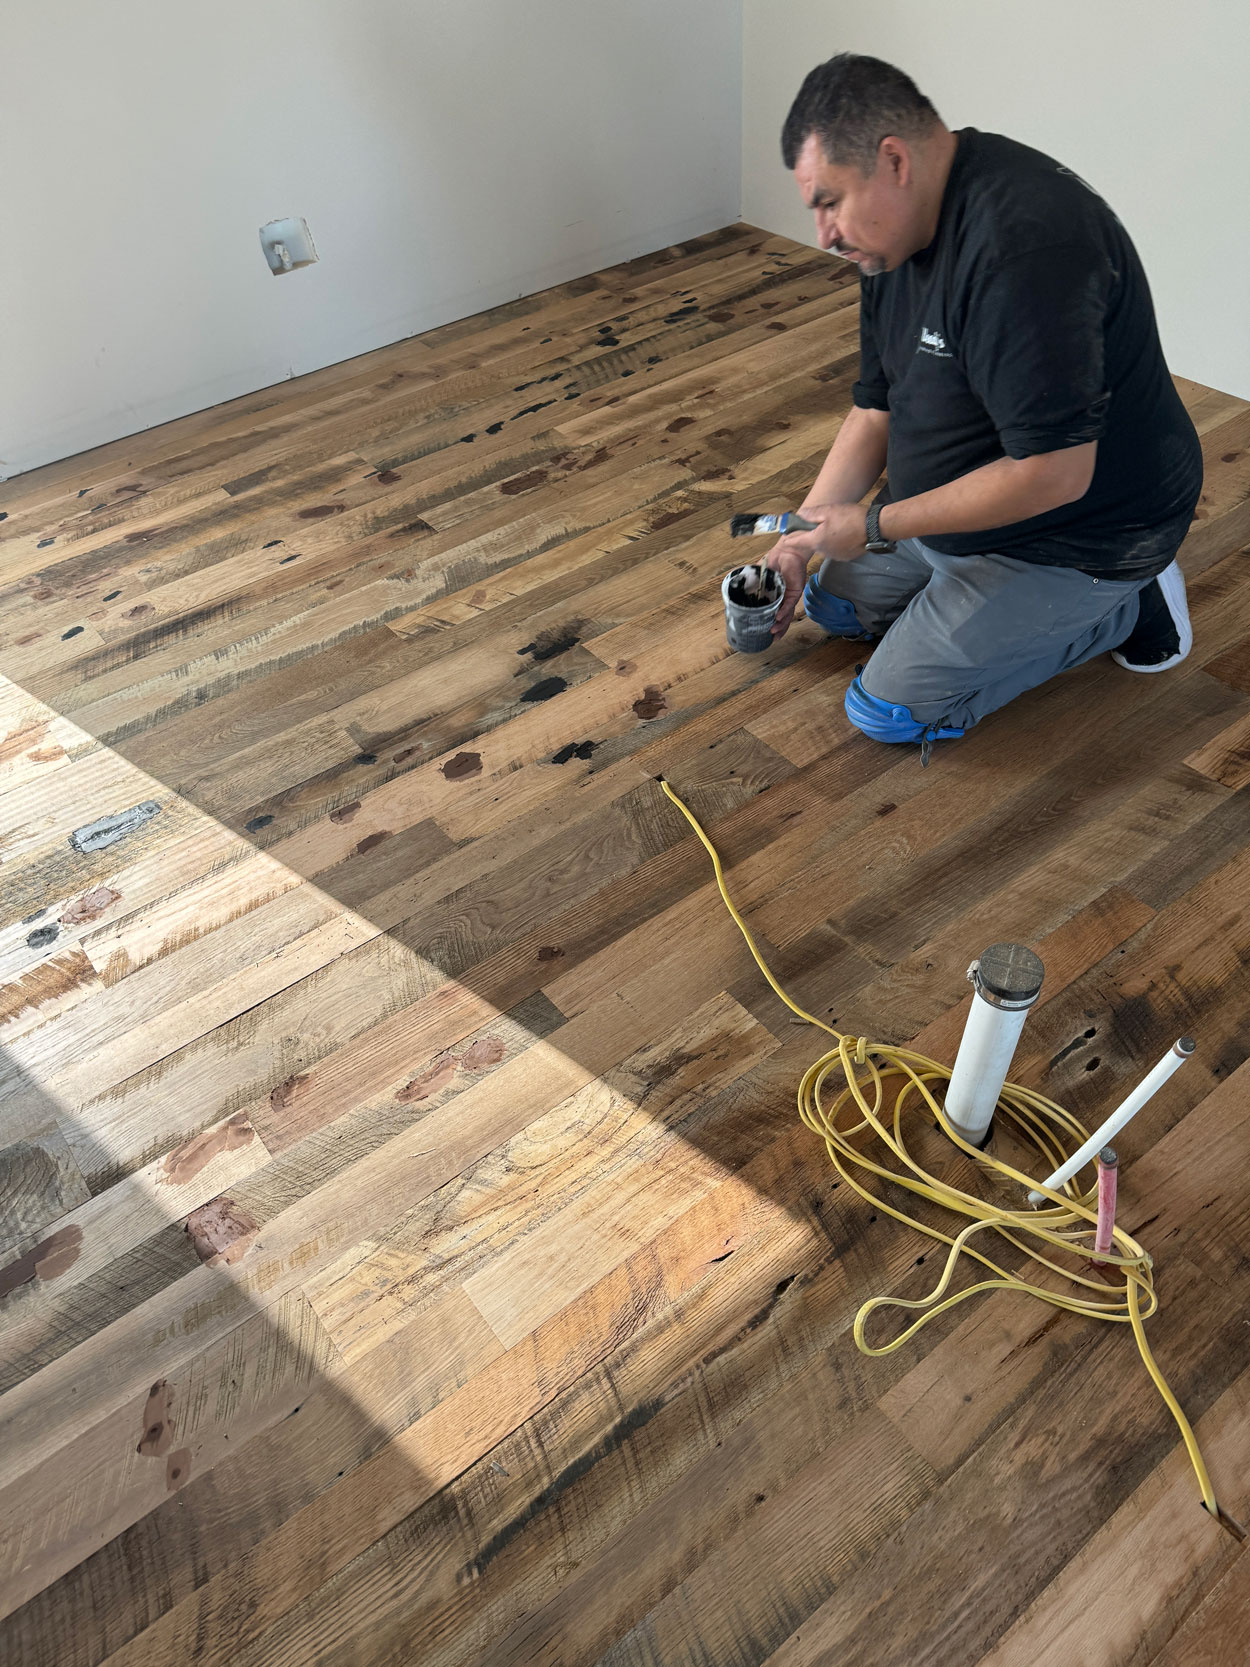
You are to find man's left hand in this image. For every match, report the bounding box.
[764,504,869,636]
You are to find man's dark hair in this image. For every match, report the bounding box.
[781,54,942,175]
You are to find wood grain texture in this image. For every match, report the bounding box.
[2,222,1249,1665]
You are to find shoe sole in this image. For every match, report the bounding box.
[1111,646,1190,672]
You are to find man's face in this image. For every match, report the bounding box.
[793,131,909,277]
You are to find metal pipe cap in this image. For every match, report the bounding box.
[972,942,1045,1009]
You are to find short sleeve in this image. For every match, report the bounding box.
[851,276,890,411]
[963,242,1112,457]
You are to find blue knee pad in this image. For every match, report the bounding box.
[802,575,874,640]
[844,675,965,745]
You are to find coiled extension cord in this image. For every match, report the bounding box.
[659,776,1229,1526]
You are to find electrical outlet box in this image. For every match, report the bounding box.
[260,218,318,275]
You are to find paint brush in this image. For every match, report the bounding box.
[729,511,818,539]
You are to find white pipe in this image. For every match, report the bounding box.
[944,995,1033,1145]
[943,943,1044,1147]
[1027,1038,1194,1206]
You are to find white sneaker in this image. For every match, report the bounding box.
[1112,561,1192,673]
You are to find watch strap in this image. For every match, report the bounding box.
[865,503,895,551]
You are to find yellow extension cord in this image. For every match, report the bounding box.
[658,777,1225,1523]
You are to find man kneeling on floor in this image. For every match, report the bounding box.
[765,54,1203,759]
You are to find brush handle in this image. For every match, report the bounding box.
[753,512,817,536]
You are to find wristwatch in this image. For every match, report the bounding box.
[864,503,896,554]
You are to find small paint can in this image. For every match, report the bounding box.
[722,565,784,653]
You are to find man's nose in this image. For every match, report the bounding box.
[814,209,839,250]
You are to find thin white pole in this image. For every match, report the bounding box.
[1027,1039,1195,1206]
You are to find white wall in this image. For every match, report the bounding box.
[1,0,741,478]
[11,1,1245,480]
[742,0,1250,400]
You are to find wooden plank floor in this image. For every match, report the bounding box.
[2,222,1250,1666]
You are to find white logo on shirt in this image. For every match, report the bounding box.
[917,325,952,358]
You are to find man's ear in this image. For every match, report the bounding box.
[880,139,908,184]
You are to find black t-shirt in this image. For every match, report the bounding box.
[854,127,1203,579]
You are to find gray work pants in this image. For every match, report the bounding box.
[811,537,1146,732]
